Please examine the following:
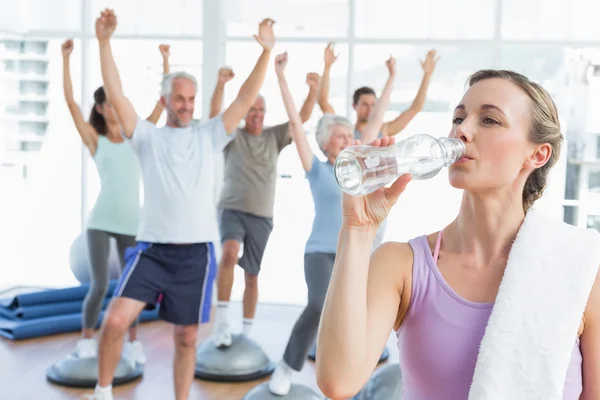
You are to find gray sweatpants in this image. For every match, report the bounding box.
[283,252,335,371]
[82,229,138,330]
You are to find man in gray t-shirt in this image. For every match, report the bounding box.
[209,69,319,348]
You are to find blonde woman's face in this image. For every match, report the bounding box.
[448,77,537,192]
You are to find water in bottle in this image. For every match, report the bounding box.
[334,134,466,196]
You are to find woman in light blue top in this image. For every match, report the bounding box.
[267,51,396,395]
[62,39,169,364]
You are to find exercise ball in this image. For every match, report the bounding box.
[241,382,321,400]
[351,363,402,400]
[47,349,143,388]
[195,334,275,382]
[69,231,122,284]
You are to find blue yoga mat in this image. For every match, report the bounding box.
[0,298,111,321]
[0,307,160,340]
[0,280,118,309]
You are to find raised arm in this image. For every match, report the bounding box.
[317,42,338,115]
[145,44,171,124]
[360,56,396,144]
[222,18,275,133]
[62,39,98,154]
[316,137,413,398]
[298,72,319,123]
[95,9,139,138]
[275,52,314,172]
[382,50,438,137]
[209,67,235,118]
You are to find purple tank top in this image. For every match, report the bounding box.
[396,234,583,400]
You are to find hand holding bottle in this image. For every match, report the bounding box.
[342,136,413,229]
[335,134,465,196]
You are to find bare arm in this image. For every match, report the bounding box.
[96,10,139,138]
[360,57,396,144]
[317,42,337,115]
[298,72,319,123]
[222,18,275,133]
[316,145,413,399]
[382,50,438,137]
[580,268,600,399]
[317,230,409,398]
[275,53,314,172]
[209,67,234,118]
[61,40,98,154]
[145,44,171,124]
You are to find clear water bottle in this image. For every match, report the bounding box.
[334,134,466,196]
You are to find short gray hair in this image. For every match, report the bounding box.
[253,93,266,110]
[161,71,198,98]
[315,114,353,153]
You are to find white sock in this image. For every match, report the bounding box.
[243,318,253,335]
[281,360,292,373]
[95,384,112,393]
[215,301,229,326]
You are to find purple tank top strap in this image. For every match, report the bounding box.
[433,230,442,262]
[406,234,437,315]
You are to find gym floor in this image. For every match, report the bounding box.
[0,301,400,399]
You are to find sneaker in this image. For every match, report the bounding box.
[82,389,113,400]
[268,361,293,395]
[212,321,232,348]
[76,338,97,359]
[123,340,146,365]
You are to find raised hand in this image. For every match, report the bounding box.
[274,52,288,75]
[159,44,170,59]
[218,67,235,84]
[62,39,74,57]
[385,55,396,77]
[254,18,276,51]
[421,49,439,75]
[306,72,320,90]
[342,136,412,228]
[324,42,338,67]
[95,8,117,40]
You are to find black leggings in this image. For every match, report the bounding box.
[81,229,138,330]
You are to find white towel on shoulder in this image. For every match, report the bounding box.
[468,209,600,400]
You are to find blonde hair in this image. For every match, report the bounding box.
[315,114,353,154]
[467,70,564,212]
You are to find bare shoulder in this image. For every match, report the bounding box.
[371,241,414,269]
[369,241,415,331]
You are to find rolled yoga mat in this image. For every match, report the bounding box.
[0,298,111,321]
[0,307,159,340]
[0,280,118,309]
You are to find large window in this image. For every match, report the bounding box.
[87,0,203,36]
[354,0,495,39]
[501,0,600,41]
[224,0,349,38]
[0,37,83,288]
[2,0,81,33]
[500,45,565,85]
